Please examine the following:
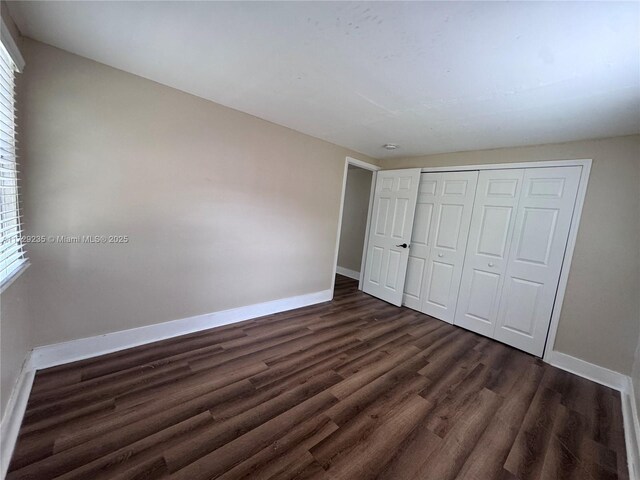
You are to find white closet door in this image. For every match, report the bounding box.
[362,169,421,306]
[403,175,438,310]
[494,166,581,356]
[403,171,478,323]
[454,169,524,336]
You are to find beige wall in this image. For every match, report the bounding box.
[0,1,31,417]
[381,135,640,374]
[17,39,377,348]
[337,167,372,273]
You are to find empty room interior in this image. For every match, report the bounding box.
[0,1,639,479]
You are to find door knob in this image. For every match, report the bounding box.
[488,262,495,267]
[437,253,444,257]
[396,243,408,248]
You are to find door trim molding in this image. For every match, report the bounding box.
[411,159,591,360]
[541,160,592,361]
[331,156,380,297]
[419,159,592,173]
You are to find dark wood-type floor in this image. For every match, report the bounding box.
[8,275,628,480]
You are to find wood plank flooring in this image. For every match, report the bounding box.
[8,275,629,480]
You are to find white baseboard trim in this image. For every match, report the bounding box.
[547,350,639,480]
[1,353,35,479]
[31,288,333,370]
[547,350,629,392]
[621,377,640,480]
[336,266,360,281]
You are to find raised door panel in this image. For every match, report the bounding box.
[374,197,391,236]
[454,169,524,336]
[363,169,421,306]
[404,256,426,301]
[425,261,455,308]
[368,246,384,285]
[494,166,581,355]
[514,208,558,265]
[499,277,543,337]
[476,206,514,259]
[434,204,464,251]
[391,198,410,239]
[465,269,502,324]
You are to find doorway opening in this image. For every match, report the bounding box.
[332,157,380,297]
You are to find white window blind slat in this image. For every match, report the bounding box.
[0,249,26,282]
[0,241,23,259]
[0,76,14,93]
[0,213,21,225]
[0,92,13,111]
[0,146,18,155]
[0,84,13,105]
[0,228,22,240]
[0,107,15,125]
[0,81,14,97]
[2,251,25,272]
[0,224,22,238]
[0,42,26,286]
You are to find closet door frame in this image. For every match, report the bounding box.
[419,159,592,362]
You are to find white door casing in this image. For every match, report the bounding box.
[362,168,421,306]
[454,169,525,336]
[494,166,581,356]
[403,171,478,323]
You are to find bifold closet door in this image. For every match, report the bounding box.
[455,166,582,356]
[454,169,525,337]
[403,171,478,323]
[362,168,421,306]
[493,166,581,355]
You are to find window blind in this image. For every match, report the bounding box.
[0,43,26,285]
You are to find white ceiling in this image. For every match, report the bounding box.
[7,1,640,159]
